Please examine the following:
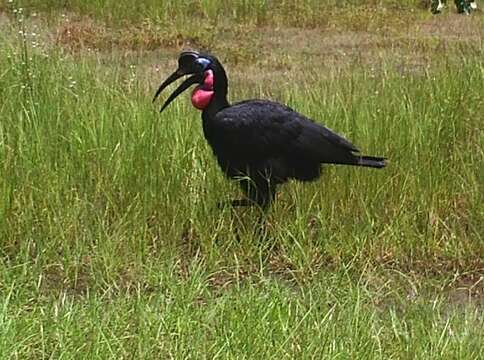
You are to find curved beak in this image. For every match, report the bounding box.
[153,51,211,113]
[152,69,183,104]
[153,70,203,113]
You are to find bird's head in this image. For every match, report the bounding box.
[153,50,227,112]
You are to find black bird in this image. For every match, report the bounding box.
[153,51,386,209]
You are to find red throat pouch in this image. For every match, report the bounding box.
[191,88,214,109]
[191,70,214,110]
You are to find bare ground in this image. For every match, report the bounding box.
[1,9,482,89]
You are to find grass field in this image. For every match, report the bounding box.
[1,0,483,358]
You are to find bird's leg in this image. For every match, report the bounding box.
[217,198,254,209]
[217,176,277,210]
[230,198,255,207]
[239,176,277,211]
[217,198,263,208]
[217,177,275,241]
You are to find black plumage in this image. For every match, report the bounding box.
[154,51,386,209]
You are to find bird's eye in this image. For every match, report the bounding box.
[195,58,211,70]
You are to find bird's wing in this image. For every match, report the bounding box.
[211,100,301,156]
[212,100,359,160]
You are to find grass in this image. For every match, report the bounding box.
[2,0,430,55]
[5,0,429,27]
[1,0,483,358]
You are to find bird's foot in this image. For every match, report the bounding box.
[230,199,256,207]
[217,199,255,209]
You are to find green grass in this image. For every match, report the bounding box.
[7,0,428,27]
[1,1,483,358]
[2,0,431,55]
[2,272,483,358]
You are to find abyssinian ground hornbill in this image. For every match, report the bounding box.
[153,51,386,209]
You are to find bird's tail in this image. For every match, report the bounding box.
[355,155,386,169]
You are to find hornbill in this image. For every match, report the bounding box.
[153,51,386,209]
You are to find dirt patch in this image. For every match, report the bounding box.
[1,9,482,88]
[445,273,484,307]
[418,12,483,39]
[53,16,204,51]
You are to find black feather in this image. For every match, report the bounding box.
[156,52,387,209]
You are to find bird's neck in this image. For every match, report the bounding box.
[203,92,229,117]
[201,66,230,116]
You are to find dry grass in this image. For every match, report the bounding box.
[7,8,477,87]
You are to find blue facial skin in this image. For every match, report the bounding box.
[195,57,211,71]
